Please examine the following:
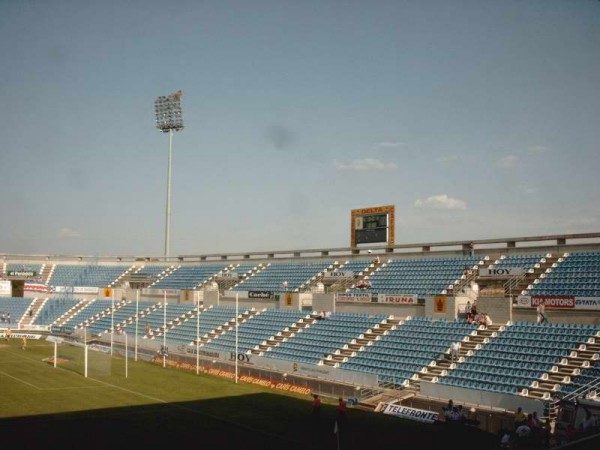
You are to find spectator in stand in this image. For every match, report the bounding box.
[478,312,488,329]
[499,428,513,449]
[515,423,532,439]
[537,303,548,324]
[581,409,598,436]
[457,405,467,424]
[443,399,454,422]
[514,407,528,428]
[528,411,543,432]
[355,279,372,289]
[450,341,461,363]
[485,312,493,328]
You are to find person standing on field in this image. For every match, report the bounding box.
[312,394,321,418]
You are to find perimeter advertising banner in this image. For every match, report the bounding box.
[324,271,354,279]
[53,286,99,294]
[375,402,439,424]
[7,270,37,277]
[478,267,525,278]
[336,292,373,303]
[516,295,600,310]
[336,293,418,304]
[0,280,12,297]
[377,294,417,304]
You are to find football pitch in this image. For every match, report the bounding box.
[0,337,499,450]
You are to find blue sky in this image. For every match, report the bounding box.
[1,0,599,257]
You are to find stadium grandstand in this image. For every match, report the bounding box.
[2,231,600,446]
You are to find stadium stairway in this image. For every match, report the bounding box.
[57,298,93,326]
[411,323,504,389]
[20,296,41,326]
[322,315,403,367]
[251,313,319,355]
[118,265,165,289]
[523,336,600,401]
[36,263,53,284]
[230,264,271,292]
[191,307,259,346]
[302,261,344,293]
[451,257,492,296]
[349,259,383,290]
[215,264,266,292]
[515,254,561,296]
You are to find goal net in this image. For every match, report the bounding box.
[46,335,113,378]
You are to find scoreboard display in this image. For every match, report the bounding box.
[351,205,395,247]
[354,214,387,244]
[359,214,388,229]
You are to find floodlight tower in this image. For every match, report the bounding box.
[155,90,184,258]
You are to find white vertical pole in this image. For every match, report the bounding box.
[163,291,167,368]
[84,343,88,378]
[235,292,239,384]
[196,290,200,375]
[110,290,114,355]
[135,290,139,361]
[125,332,128,379]
[164,129,173,257]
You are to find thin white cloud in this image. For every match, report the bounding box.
[377,141,406,148]
[519,185,537,194]
[414,194,467,210]
[436,155,459,163]
[528,145,549,154]
[498,155,518,168]
[564,216,599,228]
[334,158,398,171]
[58,227,81,238]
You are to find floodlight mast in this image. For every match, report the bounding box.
[154,90,184,258]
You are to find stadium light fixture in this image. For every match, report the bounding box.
[155,90,184,258]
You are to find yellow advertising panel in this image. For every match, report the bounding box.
[434,295,447,313]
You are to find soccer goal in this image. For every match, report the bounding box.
[46,335,116,378]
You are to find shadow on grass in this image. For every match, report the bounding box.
[0,392,505,450]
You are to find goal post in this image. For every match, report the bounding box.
[46,335,113,378]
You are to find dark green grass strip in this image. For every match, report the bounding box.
[0,339,501,450]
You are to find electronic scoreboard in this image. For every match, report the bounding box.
[351,205,395,247]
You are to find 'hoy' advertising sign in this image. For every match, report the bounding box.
[478,267,525,278]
